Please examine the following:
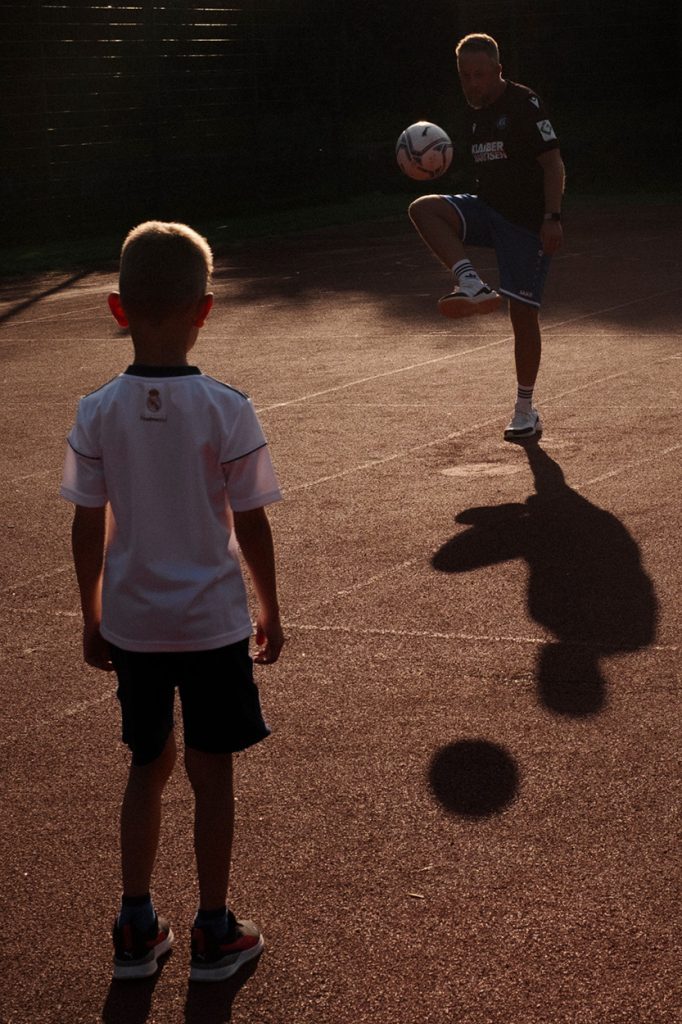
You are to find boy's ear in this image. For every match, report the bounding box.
[108,292,129,328]
[193,293,214,328]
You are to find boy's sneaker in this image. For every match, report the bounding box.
[504,407,543,441]
[190,910,264,983]
[112,915,174,979]
[438,285,502,319]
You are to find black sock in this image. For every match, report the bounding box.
[195,905,230,938]
[118,893,155,931]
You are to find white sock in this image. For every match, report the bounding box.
[453,259,484,293]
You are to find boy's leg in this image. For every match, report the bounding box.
[185,746,264,982]
[120,732,177,897]
[113,730,176,979]
[408,195,501,318]
[184,747,234,910]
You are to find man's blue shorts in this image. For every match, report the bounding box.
[443,194,551,308]
[110,639,270,766]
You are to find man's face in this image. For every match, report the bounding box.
[457,50,503,109]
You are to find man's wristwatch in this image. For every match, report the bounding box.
[544,212,562,222]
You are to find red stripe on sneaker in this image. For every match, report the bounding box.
[220,935,259,953]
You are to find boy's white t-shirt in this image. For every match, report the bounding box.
[60,366,282,652]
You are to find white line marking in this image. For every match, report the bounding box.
[287,439,682,615]
[257,336,511,412]
[284,347,682,495]
[576,442,682,489]
[285,370,632,493]
[9,469,57,483]
[284,621,678,652]
[335,558,420,597]
[0,691,115,750]
[257,286,681,415]
[4,305,103,326]
[1,564,72,594]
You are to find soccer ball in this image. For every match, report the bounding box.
[396,121,453,180]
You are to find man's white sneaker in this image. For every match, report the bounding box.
[438,285,502,319]
[504,407,542,441]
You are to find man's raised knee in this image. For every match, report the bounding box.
[409,194,443,223]
[409,194,462,236]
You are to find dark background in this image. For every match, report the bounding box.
[2,0,680,243]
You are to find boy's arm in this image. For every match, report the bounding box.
[71,504,113,672]
[233,506,284,664]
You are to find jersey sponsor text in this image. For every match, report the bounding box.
[473,140,508,162]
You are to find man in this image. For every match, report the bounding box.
[409,33,565,440]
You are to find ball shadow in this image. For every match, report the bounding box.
[428,740,519,818]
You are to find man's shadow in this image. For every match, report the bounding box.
[432,443,658,715]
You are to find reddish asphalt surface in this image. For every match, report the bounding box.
[1,202,680,1023]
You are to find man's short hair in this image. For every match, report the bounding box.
[118,221,214,321]
[455,33,500,63]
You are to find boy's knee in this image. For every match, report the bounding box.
[130,733,176,781]
[185,747,233,792]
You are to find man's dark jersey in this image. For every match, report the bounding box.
[465,80,560,232]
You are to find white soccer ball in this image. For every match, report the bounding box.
[396,121,453,180]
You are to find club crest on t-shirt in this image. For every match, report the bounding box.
[141,388,167,422]
[147,389,162,412]
[536,119,557,142]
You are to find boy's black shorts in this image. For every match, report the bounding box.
[110,639,270,766]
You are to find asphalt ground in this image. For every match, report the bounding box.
[1,202,680,1024]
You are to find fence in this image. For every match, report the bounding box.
[2,1,680,244]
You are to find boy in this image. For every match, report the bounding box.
[409,33,565,441]
[60,221,284,982]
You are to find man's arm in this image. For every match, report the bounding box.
[537,148,565,255]
[233,506,284,664]
[71,504,113,671]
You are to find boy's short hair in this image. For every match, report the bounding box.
[118,221,213,321]
[455,33,500,63]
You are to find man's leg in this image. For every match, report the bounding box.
[120,732,177,897]
[408,195,501,318]
[185,747,234,911]
[504,299,543,440]
[408,194,466,268]
[509,298,542,388]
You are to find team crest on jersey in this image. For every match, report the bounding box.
[496,116,509,131]
[529,95,540,109]
[141,387,167,422]
[536,119,557,142]
[147,388,162,412]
